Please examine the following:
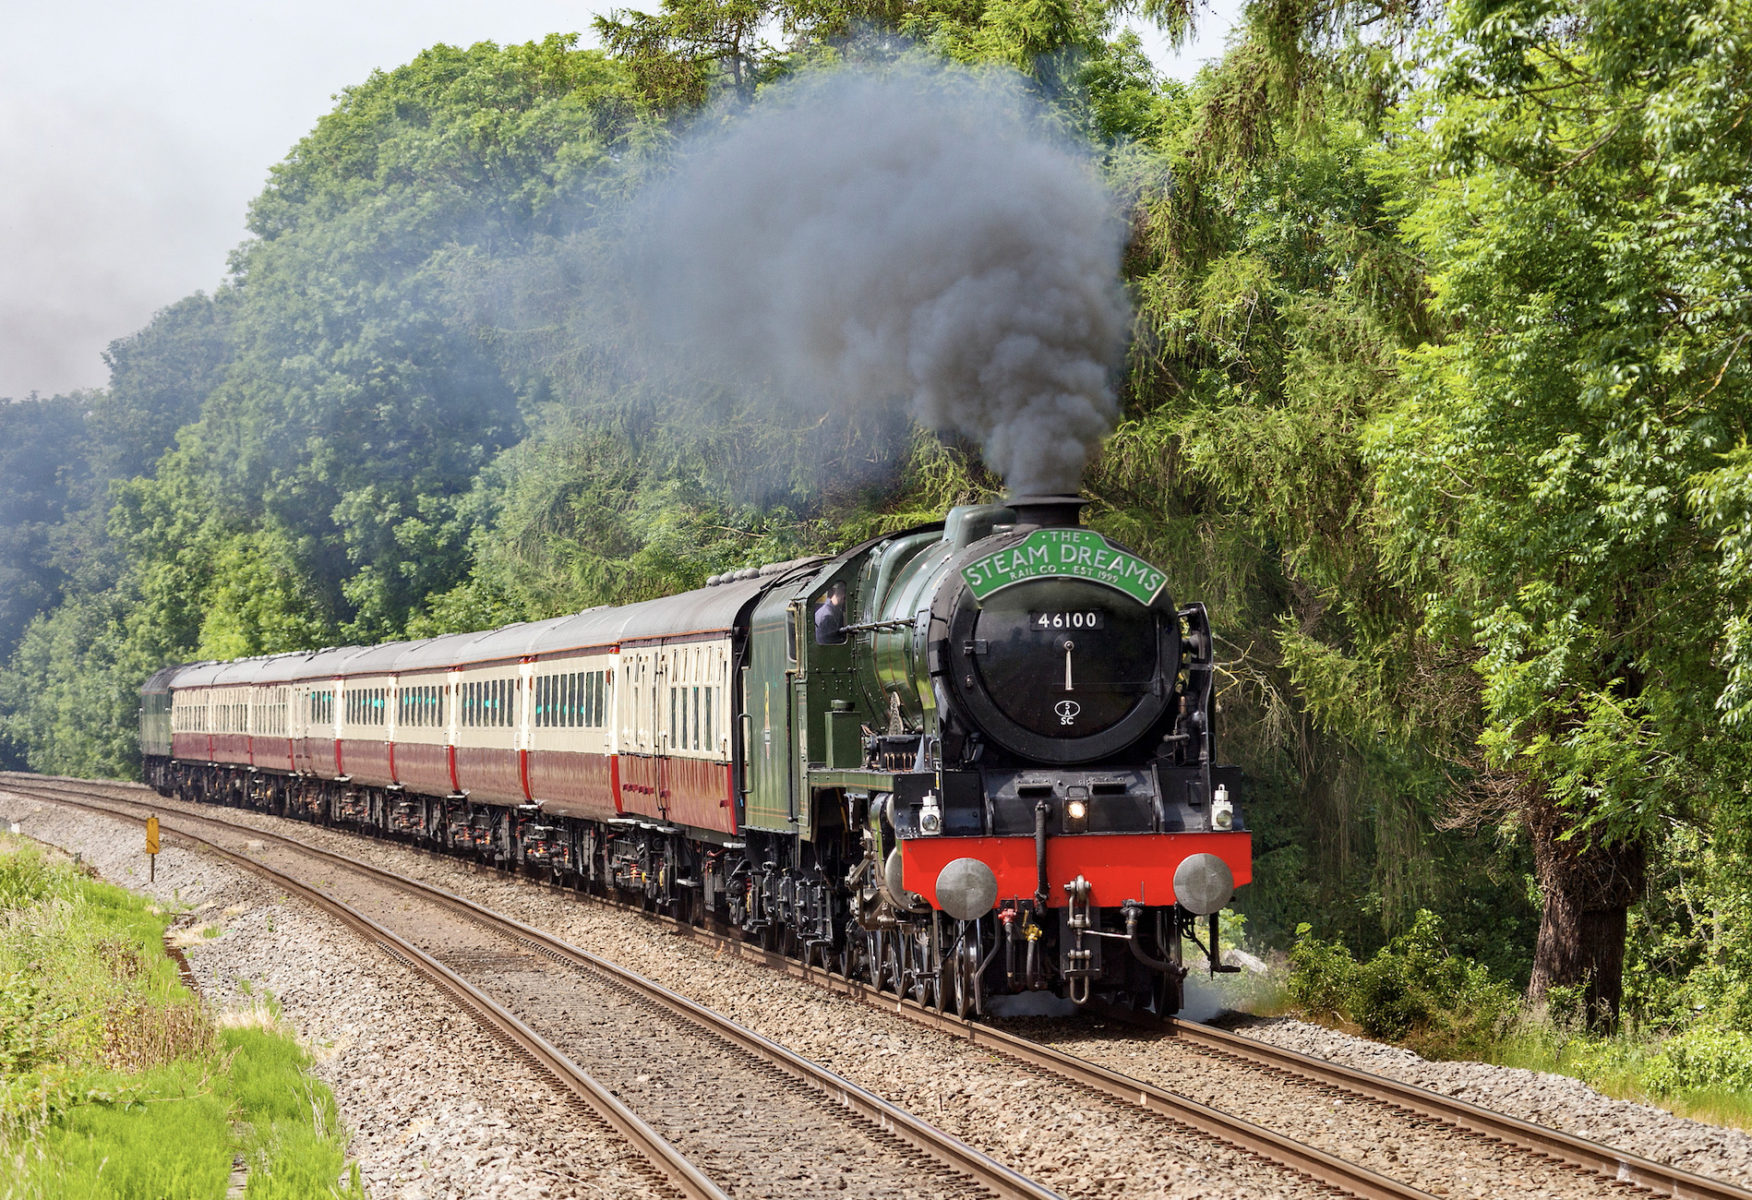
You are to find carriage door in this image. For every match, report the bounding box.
[742,588,795,833]
[655,648,670,820]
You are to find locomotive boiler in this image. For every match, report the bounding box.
[141,496,1249,1016]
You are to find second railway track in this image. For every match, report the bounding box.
[10,773,1751,1200]
[4,778,1061,1200]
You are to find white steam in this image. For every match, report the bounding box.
[635,62,1130,495]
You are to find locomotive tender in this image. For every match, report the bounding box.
[141,496,1249,1015]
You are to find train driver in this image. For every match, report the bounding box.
[814,581,848,645]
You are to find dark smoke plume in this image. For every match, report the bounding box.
[635,62,1130,495]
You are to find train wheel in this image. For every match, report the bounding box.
[954,923,983,1020]
[858,930,878,988]
[880,931,902,994]
[907,929,940,1008]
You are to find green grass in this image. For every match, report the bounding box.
[1281,910,1752,1131]
[0,835,364,1200]
[1487,1022,1752,1130]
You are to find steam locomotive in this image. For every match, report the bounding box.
[140,496,1250,1016]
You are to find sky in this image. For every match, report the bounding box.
[0,0,1239,403]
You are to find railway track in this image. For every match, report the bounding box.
[2,777,1067,1200]
[6,782,723,1200]
[11,773,1751,1200]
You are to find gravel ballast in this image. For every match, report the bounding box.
[12,777,1752,1199]
[1221,1014,1752,1189]
[0,790,660,1200]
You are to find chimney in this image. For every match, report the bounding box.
[1005,494,1088,528]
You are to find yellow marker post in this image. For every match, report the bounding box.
[145,815,160,882]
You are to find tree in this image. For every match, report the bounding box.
[88,292,234,483]
[173,36,642,641]
[596,0,788,108]
[0,396,91,665]
[1368,0,1752,1022]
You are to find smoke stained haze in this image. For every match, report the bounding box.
[633,62,1131,495]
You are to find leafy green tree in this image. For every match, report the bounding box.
[87,292,234,484]
[1368,0,1752,1021]
[0,396,91,667]
[596,0,788,107]
[0,585,166,779]
[1086,0,1518,956]
[172,36,642,641]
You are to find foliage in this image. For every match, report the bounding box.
[2,0,1751,1048]
[1286,911,1520,1055]
[1486,1019,1752,1130]
[1358,0,1752,1017]
[0,397,92,678]
[1640,1028,1752,1100]
[1623,822,1752,1030]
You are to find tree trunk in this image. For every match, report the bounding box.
[1524,789,1646,1029]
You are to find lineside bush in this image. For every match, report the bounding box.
[1286,910,1519,1057]
[1287,908,1752,1128]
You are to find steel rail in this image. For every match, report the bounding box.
[1169,1019,1752,1200]
[5,781,1065,1200]
[2,785,726,1200]
[23,775,1752,1200]
[699,937,1438,1200]
[10,777,1437,1200]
